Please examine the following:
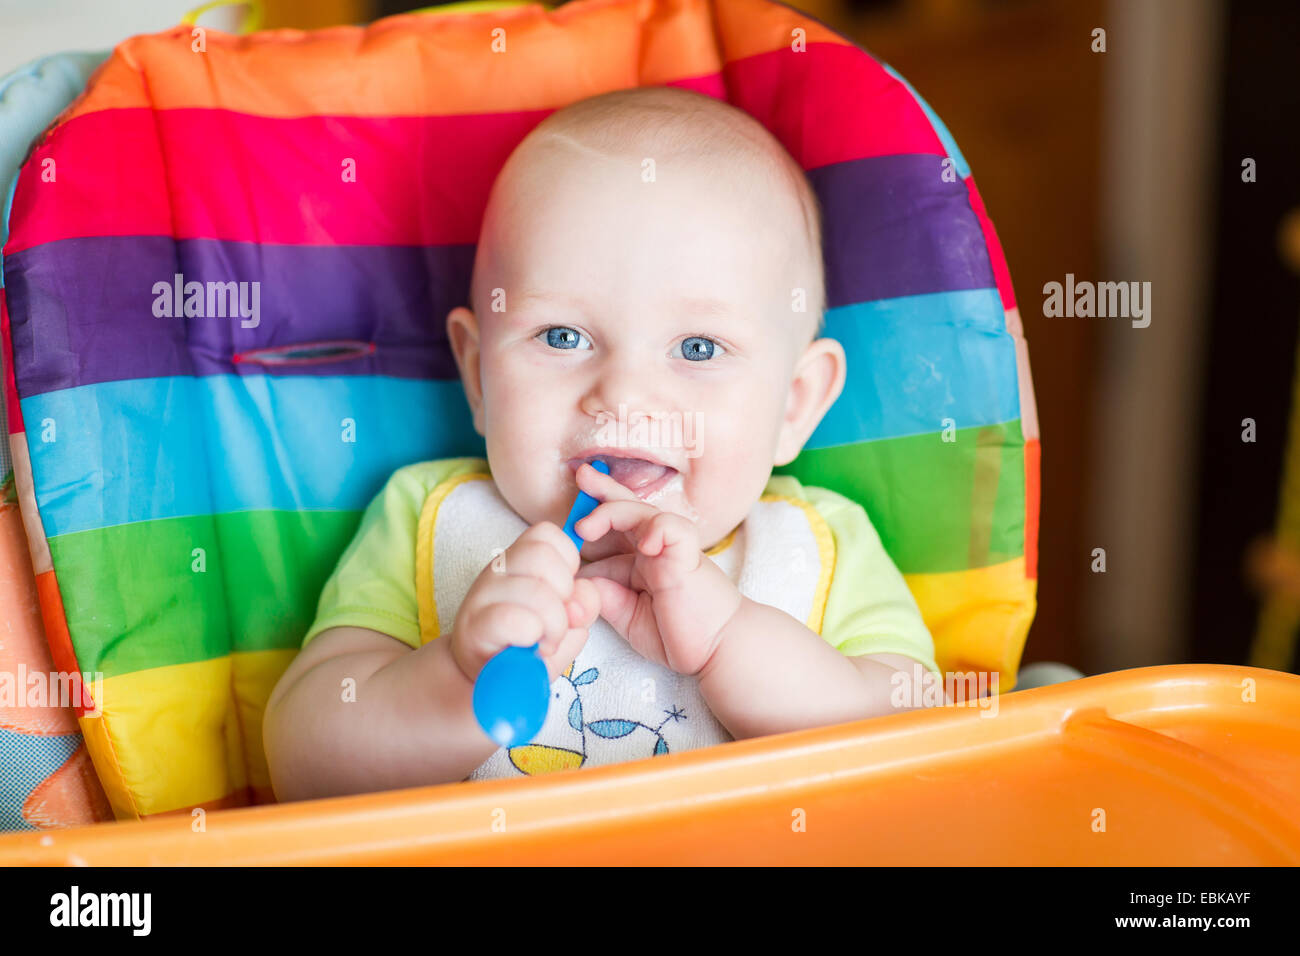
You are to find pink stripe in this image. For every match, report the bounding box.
[4,109,549,253]
[965,176,1016,310]
[6,46,949,252]
[1,292,24,436]
[6,114,169,254]
[724,44,946,170]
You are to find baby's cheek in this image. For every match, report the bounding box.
[689,463,763,538]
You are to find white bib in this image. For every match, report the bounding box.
[416,473,833,780]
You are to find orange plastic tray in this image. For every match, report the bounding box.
[2,663,1297,865]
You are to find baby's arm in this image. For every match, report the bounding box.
[263,624,501,801]
[264,521,600,800]
[696,600,943,740]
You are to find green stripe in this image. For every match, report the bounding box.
[49,510,364,678]
[50,422,1028,676]
[777,420,1026,574]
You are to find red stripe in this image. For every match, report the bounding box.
[965,176,1017,310]
[1,291,23,435]
[6,47,947,253]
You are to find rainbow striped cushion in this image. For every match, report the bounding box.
[0,0,1038,820]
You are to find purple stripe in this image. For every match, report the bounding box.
[4,238,469,396]
[810,153,996,307]
[5,153,991,396]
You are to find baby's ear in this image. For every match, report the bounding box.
[773,336,847,466]
[446,306,486,435]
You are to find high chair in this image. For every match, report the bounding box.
[0,0,1295,864]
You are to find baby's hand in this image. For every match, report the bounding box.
[573,463,743,676]
[450,521,601,684]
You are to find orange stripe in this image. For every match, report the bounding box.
[33,571,83,702]
[61,0,847,120]
[1024,438,1040,581]
[68,4,672,117]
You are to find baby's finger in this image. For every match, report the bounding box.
[542,621,593,684]
[472,602,548,655]
[542,580,600,657]
[638,511,700,564]
[583,575,640,640]
[576,552,637,588]
[512,520,580,572]
[474,576,571,649]
[575,499,659,543]
[567,577,602,629]
[574,460,641,503]
[497,538,576,601]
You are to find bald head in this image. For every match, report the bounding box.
[475,86,827,339]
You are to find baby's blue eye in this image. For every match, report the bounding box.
[541,327,591,350]
[676,336,724,362]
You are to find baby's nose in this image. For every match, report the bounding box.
[581,355,670,418]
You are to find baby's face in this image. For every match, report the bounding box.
[450,147,834,561]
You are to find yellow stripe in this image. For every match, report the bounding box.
[231,648,298,793]
[79,657,237,818]
[79,650,300,819]
[903,558,1037,688]
[758,493,835,634]
[76,709,139,822]
[417,472,493,645]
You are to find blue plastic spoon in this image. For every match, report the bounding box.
[472,458,609,747]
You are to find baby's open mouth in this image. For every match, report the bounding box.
[566,453,680,499]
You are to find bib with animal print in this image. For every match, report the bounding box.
[415,472,833,780]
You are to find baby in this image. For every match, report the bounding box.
[264,86,942,800]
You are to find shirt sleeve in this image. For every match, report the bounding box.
[801,483,942,680]
[301,463,435,651]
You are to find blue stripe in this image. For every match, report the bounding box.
[883,63,972,181]
[24,375,485,536]
[24,291,1017,533]
[807,288,1019,449]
